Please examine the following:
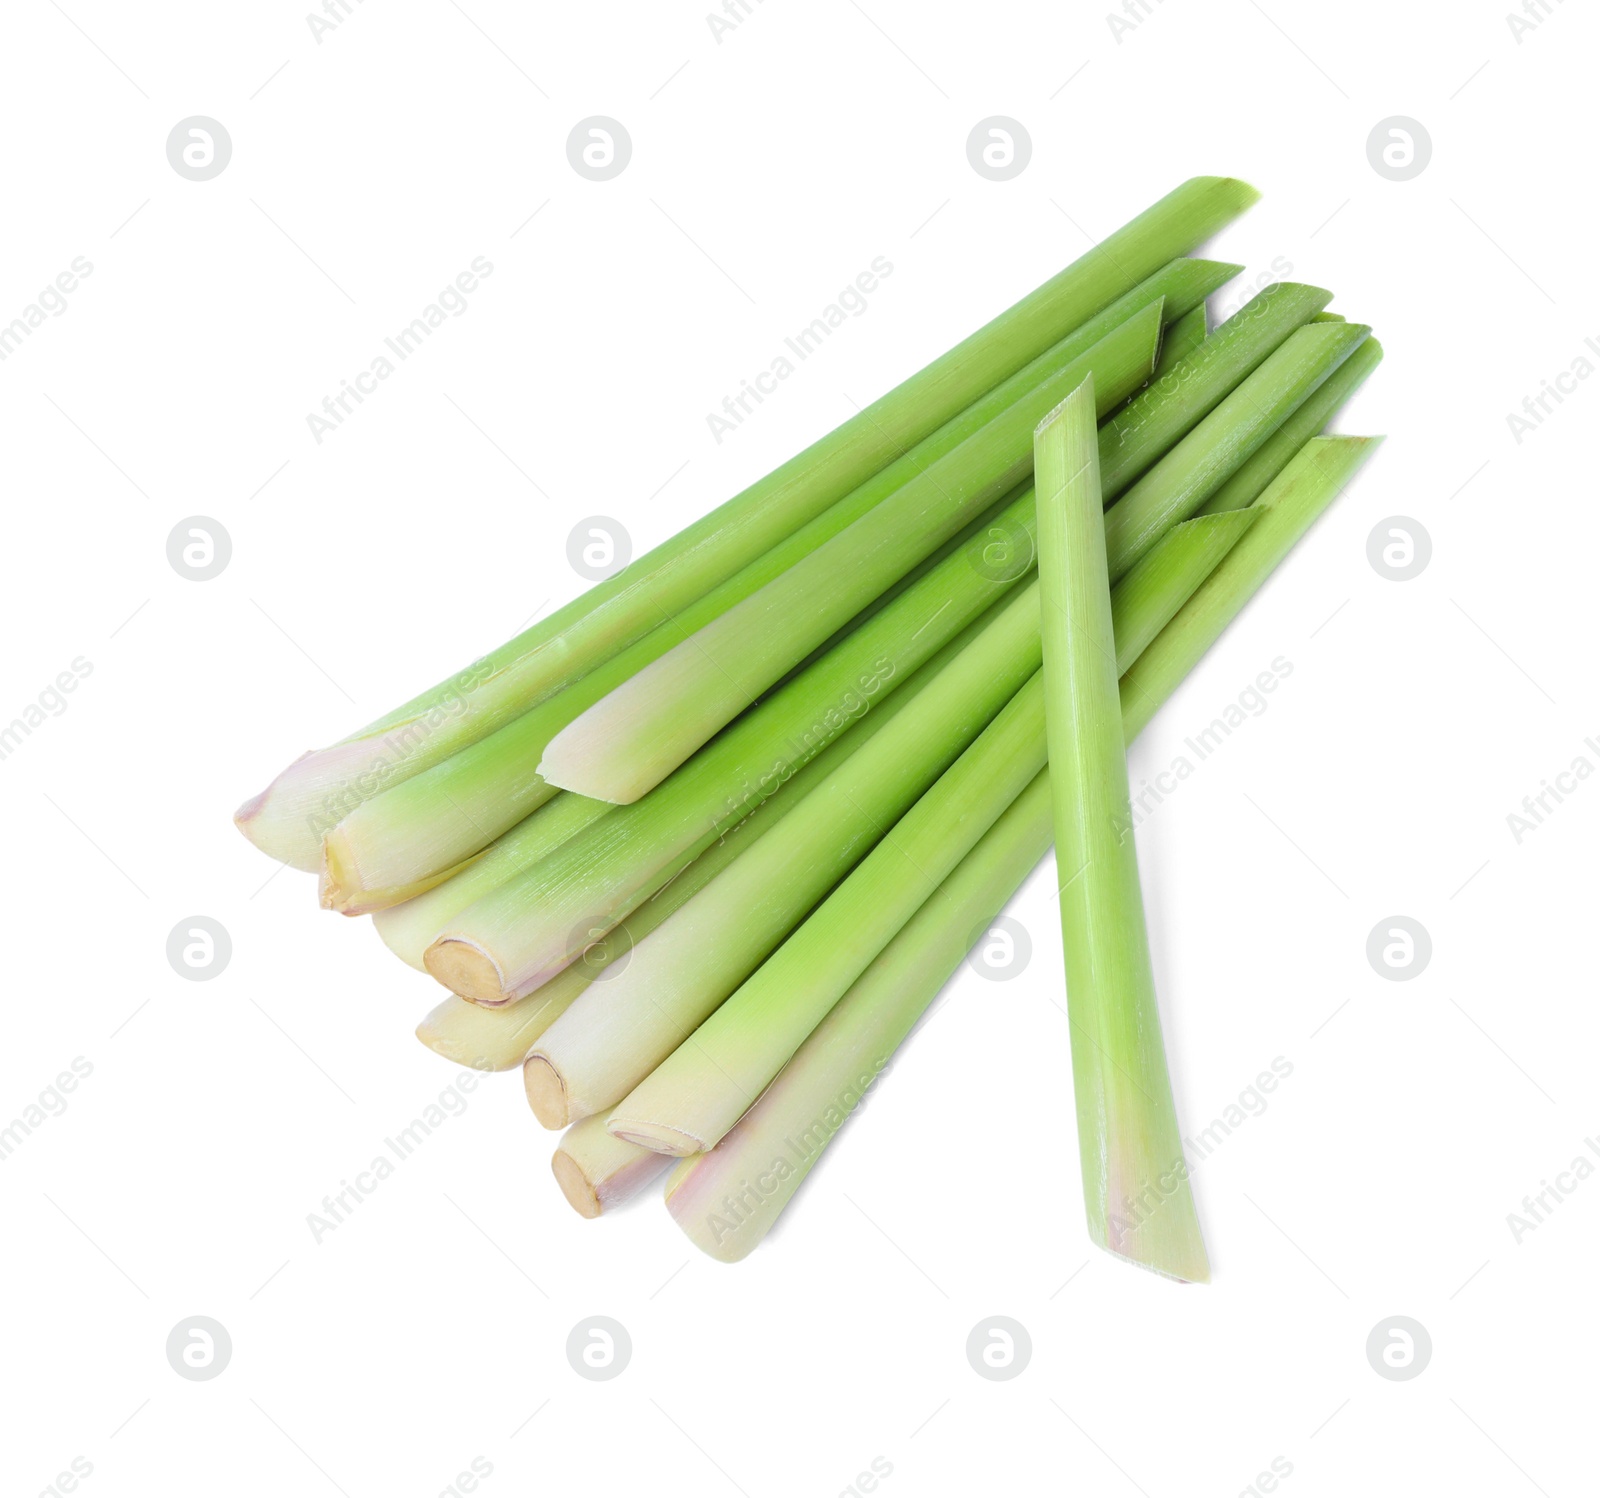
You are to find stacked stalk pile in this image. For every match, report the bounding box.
[237,178,1382,1277]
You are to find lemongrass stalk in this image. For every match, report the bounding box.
[609,671,1054,1156]
[1036,378,1207,1281]
[524,583,1046,1127]
[238,178,1259,869]
[523,510,1253,1128]
[1097,281,1331,501]
[665,771,1055,1261]
[539,305,1165,804]
[552,1114,669,1218]
[321,267,1238,911]
[1103,321,1371,580]
[1311,311,1346,322]
[666,438,1383,1261]
[376,793,614,970]
[1121,434,1384,739]
[1196,337,1383,516]
[1151,304,1207,381]
[415,598,1020,1070]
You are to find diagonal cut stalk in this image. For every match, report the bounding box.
[321,263,1239,909]
[663,432,1383,1263]
[1150,303,1208,382]
[238,178,1258,870]
[1102,320,1371,580]
[1036,377,1207,1282]
[538,305,1165,805]
[1196,337,1383,516]
[522,509,1254,1129]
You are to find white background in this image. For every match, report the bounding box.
[1,1,1594,1494]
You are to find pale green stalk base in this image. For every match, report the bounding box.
[238,177,1257,870]
[665,771,1055,1261]
[1197,337,1383,516]
[1037,377,1207,1283]
[540,305,1165,804]
[552,1115,668,1218]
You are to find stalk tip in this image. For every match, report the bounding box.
[523,1055,572,1129]
[423,938,506,1002]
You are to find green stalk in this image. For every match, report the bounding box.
[539,305,1165,804]
[1037,378,1206,1281]
[1103,321,1371,579]
[1097,281,1331,501]
[664,771,1056,1261]
[321,264,1239,910]
[1121,435,1384,739]
[552,1114,669,1218]
[1151,304,1207,380]
[523,510,1252,1128]
[238,178,1258,870]
[1196,337,1383,516]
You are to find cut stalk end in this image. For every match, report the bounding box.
[423,939,507,1003]
[606,1117,705,1157]
[523,1055,573,1130]
[550,1149,604,1218]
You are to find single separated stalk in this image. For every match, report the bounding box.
[552,1114,669,1219]
[525,508,1254,1127]
[238,178,1259,870]
[1036,377,1206,1282]
[323,264,1239,909]
[665,433,1382,1263]
[539,305,1165,804]
[1102,320,1371,580]
[1197,336,1383,515]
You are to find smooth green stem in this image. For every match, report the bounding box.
[1196,337,1383,516]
